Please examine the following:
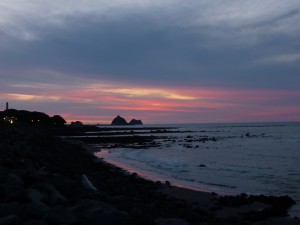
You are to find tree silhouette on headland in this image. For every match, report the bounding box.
[0,109,66,127]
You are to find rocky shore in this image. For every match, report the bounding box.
[0,125,299,225]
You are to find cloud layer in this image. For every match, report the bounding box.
[1,1,300,123]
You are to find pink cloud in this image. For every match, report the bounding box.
[2,80,300,124]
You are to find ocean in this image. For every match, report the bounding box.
[94,122,300,217]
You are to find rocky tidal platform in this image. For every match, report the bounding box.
[0,125,298,225]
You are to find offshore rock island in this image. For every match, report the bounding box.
[111,115,143,126]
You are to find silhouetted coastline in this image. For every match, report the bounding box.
[0,109,66,127]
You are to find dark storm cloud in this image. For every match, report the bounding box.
[1,0,300,90]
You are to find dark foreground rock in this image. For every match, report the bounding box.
[0,126,298,225]
[0,126,194,225]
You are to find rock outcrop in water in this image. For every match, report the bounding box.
[128,119,143,125]
[111,115,143,126]
[111,115,128,125]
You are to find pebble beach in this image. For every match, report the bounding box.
[0,125,299,225]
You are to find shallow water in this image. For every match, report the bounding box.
[94,122,300,217]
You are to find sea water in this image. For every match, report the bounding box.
[95,122,300,216]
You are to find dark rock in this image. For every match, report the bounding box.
[26,188,45,202]
[0,215,19,225]
[22,219,47,225]
[198,164,207,168]
[43,205,77,225]
[165,181,171,186]
[111,116,128,126]
[49,188,68,205]
[70,199,115,219]
[3,179,25,202]
[128,119,143,125]
[81,174,98,191]
[249,195,296,208]
[86,211,130,225]
[130,207,156,225]
[6,173,24,186]
[0,203,22,217]
[70,121,83,126]
[155,218,189,225]
[111,195,130,206]
[130,207,143,217]
[23,201,50,219]
[0,187,4,202]
[33,183,67,205]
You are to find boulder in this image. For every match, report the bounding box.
[33,183,68,205]
[86,211,130,225]
[0,203,22,218]
[22,219,47,225]
[0,215,19,225]
[23,201,50,219]
[43,206,77,225]
[81,174,98,192]
[26,188,45,202]
[156,218,189,225]
[70,199,115,218]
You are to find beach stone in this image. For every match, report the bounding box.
[82,174,98,191]
[130,207,143,217]
[0,203,22,217]
[22,219,47,225]
[156,218,189,225]
[0,185,4,202]
[130,209,156,225]
[0,215,20,225]
[4,184,25,201]
[49,174,77,193]
[70,199,115,219]
[198,164,207,168]
[3,173,25,201]
[24,201,50,219]
[26,188,45,202]
[43,205,77,225]
[86,211,130,225]
[21,168,41,185]
[49,188,68,205]
[35,183,68,205]
[0,168,9,181]
[6,173,24,186]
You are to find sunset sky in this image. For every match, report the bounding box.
[1,1,300,124]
